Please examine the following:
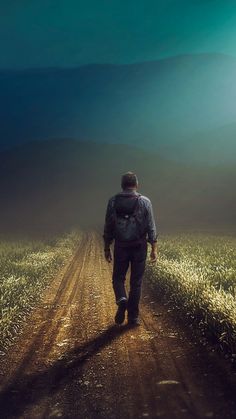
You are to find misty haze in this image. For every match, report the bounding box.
[0,53,236,238]
[0,2,236,418]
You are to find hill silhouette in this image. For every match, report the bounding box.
[1,54,236,164]
[0,139,235,238]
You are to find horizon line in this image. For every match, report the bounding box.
[0,52,235,73]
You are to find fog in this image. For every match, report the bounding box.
[1,54,236,239]
[0,139,235,240]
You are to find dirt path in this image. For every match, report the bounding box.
[1,230,236,419]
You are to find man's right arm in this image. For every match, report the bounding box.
[103,198,114,261]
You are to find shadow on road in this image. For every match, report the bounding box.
[0,324,129,418]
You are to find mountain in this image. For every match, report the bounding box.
[0,139,235,238]
[1,53,236,164]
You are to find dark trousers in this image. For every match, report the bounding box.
[112,239,148,319]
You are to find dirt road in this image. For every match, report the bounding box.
[1,231,236,419]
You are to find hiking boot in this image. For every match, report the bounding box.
[115,299,127,325]
[127,317,141,327]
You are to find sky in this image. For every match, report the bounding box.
[1,0,236,69]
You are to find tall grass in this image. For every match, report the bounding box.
[0,230,81,351]
[145,234,236,356]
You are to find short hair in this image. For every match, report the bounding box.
[121,172,138,189]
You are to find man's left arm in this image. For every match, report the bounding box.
[146,200,158,262]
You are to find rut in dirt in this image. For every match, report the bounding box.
[0,231,236,419]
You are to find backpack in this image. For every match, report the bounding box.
[112,193,142,243]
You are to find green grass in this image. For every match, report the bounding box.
[0,230,81,352]
[145,233,236,356]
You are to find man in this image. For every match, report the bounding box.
[103,171,158,326]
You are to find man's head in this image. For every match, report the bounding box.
[121,171,138,190]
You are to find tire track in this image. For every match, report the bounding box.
[5,232,88,376]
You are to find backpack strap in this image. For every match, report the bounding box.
[113,194,119,212]
[133,193,141,216]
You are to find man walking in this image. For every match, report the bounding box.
[103,172,158,326]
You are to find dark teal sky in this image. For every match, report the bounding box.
[1,0,236,68]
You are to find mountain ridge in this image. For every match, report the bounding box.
[1,53,236,164]
[0,52,235,74]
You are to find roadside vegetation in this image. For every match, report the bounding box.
[0,230,81,352]
[146,233,236,357]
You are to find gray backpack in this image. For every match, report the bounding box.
[112,193,142,242]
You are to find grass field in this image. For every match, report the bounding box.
[145,233,236,356]
[0,230,81,352]
[1,229,236,358]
